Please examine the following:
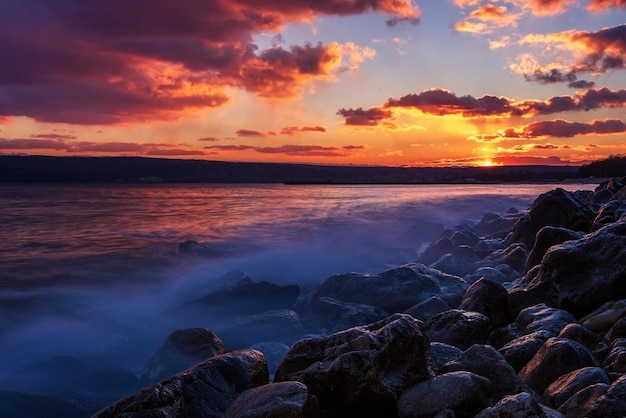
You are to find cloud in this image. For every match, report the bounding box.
[454,4,520,34]
[280,126,327,135]
[470,118,626,141]
[68,142,148,153]
[145,149,206,156]
[586,0,626,12]
[205,143,358,157]
[236,129,266,137]
[0,138,68,150]
[521,0,577,16]
[203,145,256,151]
[568,80,596,89]
[336,107,393,126]
[31,133,78,140]
[197,137,220,142]
[0,0,414,124]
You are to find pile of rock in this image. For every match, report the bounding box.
[94,177,626,417]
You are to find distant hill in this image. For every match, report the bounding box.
[579,155,626,178]
[0,155,581,184]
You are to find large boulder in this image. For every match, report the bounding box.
[543,367,610,410]
[459,278,512,327]
[557,383,609,417]
[274,314,432,418]
[426,310,492,350]
[477,243,529,274]
[301,296,388,333]
[508,222,626,317]
[404,296,451,322]
[296,264,468,316]
[581,300,626,333]
[428,342,463,375]
[93,350,268,418]
[397,371,492,418]
[140,328,227,385]
[498,330,552,372]
[221,382,320,418]
[505,188,596,249]
[586,374,626,418]
[429,246,480,277]
[475,392,562,418]
[603,338,626,374]
[515,304,577,337]
[525,227,583,272]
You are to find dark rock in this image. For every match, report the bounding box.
[430,246,480,277]
[474,239,506,259]
[459,278,512,327]
[516,304,577,337]
[557,383,609,417]
[557,323,598,350]
[140,328,227,385]
[525,227,583,272]
[441,344,527,401]
[487,323,519,349]
[274,314,431,418]
[450,228,480,248]
[477,243,529,274]
[426,309,492,350]
[295,264,469,316]
[93,349,268,418]
[429,342,463,375]
[593,200,626,228]
[215,309,304,349]
[581,300,626,333]
[543,367,610,410]
[505,188,596,249]
[397,371,492,418]
[508,222,626,317]
[178,240,213,256]
[473,212,521,239]
[498,330,552,372]
[605,317,626,342]
[475,392,559,418]
[420,237,453,265]
[464,266,509,285]
[302,296,388,333]
[0,390,101,418]
[603,338,626,374]
[586,374,626,418]
[222,381,320,418]
[404,296,451,322]
[518,337,598,394]
[250,342,290,377]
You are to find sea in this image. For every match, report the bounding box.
[0,182,597,406]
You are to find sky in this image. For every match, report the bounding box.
[0,0,625,167]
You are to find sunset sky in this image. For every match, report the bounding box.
[1,0,625,166]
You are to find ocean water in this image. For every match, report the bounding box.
[0,183,596,406]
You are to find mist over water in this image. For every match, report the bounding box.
[0,183,596,407]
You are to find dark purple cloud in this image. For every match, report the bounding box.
[384,89,512,116]
[336,107,393,126]
[236,129,266,137]
[280,126,327,135]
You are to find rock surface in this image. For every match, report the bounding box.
[221,382,320,418]
[426,309,492,350]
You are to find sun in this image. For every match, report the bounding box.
[481,159,494,167]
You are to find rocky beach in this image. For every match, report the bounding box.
[3,178,626,417]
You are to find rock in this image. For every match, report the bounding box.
[525,227,583,272]
[498,330,552,372]
[459,278,512,327]
[509,222,626,317]
[464,267,509,285]
[93,350,268,418]
[426,310,492,350]
[178,239,213,256]
[557,323,597,350]
[295,264,469,316]
[473,212,521,239]
[419,236,453,265]
[441,344,528,402]
[215,310,304,349]
[140,328,227,385]
[250,342,290,378]
[586,374,626,418]
[603,338,626,374]
[430,246,480,277]
[581,300,626,332]
[450,228,480,248]
[404,296,451,322]
[518,337,598,394]
[543,367,610,410]
[477,243,529,274]
[558,383,609,417]
[505,188,596,249]
[475,392,561,418]
[429,342,463,375]
[301,296,389,333]
[274,314,431,418]
[605,317,626,342]
[487,323,519,349]
[515,304,577,337]
[397,371,492,418]
[0,391,101,418]
[593,200,626,228]
[221,381,320,418]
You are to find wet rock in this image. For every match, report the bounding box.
[222,381,320,418]
[557,383,609,417]
[140,328,227,385]
[557,323,597,350]
[301,296,388,333]
[487,323,520,349]
[586,374,626,418]
[475,392,560,418]
[593,200,626,228]
[516,304,577,337]
[464,266,509,285]
[505,188,596,249]
[509,222,626,317]
[419,237,453,265]
[397,371,492,418]
[498,330,552,372]
[0,391,101,418]
[450,228,480,248]
[525,227,583,272]
[215,309,304,349]
[93,349,268,418]
[459,278,512,327]
[274,314,431,418]
[581,300,626,333]
[441,344,527,401]
[603,338,626,374]
[296,264,468,316]
[426,309,492,350]
[543,367,610,410]
[477,243,529,274]
[605,317,626,342]
[430,246,480,277]
[429,342,463,375]
[473,212,521,239]
[404,295,451,322]
[519,337,598,394]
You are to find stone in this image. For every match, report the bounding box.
[140,328,227,385]
[557,323,597,350]
[474,239,506,259]
[508,222,626,318]
[558,383,610,417]
[515,304,577,337]
[464,266,509,285]
[429,342,463,375]
[295,264,468,316]
[498,330,552,372]
[543,367,610,410]
[397,371,492,418]
[274,314,431,418]
[586,374,626,418]
[426,310,492,350]
[93,349,268,418]
[525,227,583,272]
[593,200,626,228]
[505,188,596,249]
[605,317,626,342]
[404,296,451,322]
[221,381,320,418]
[450,228,480,248]
[459,278,512,327]
[419,237,453,265]
[603,338,626,374]
[430,246,480,277]
[301,296,388,333]
[215,309,304,349]
[477,243,529,274]
[473,212,521,239]
[475,392,560,418]
[581,300,626,333]
[441,344,528,402]
[518,337,598,394]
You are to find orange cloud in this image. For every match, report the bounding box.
[586,0,626,12]
[280,126,327,135]
[236,129,266,137]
